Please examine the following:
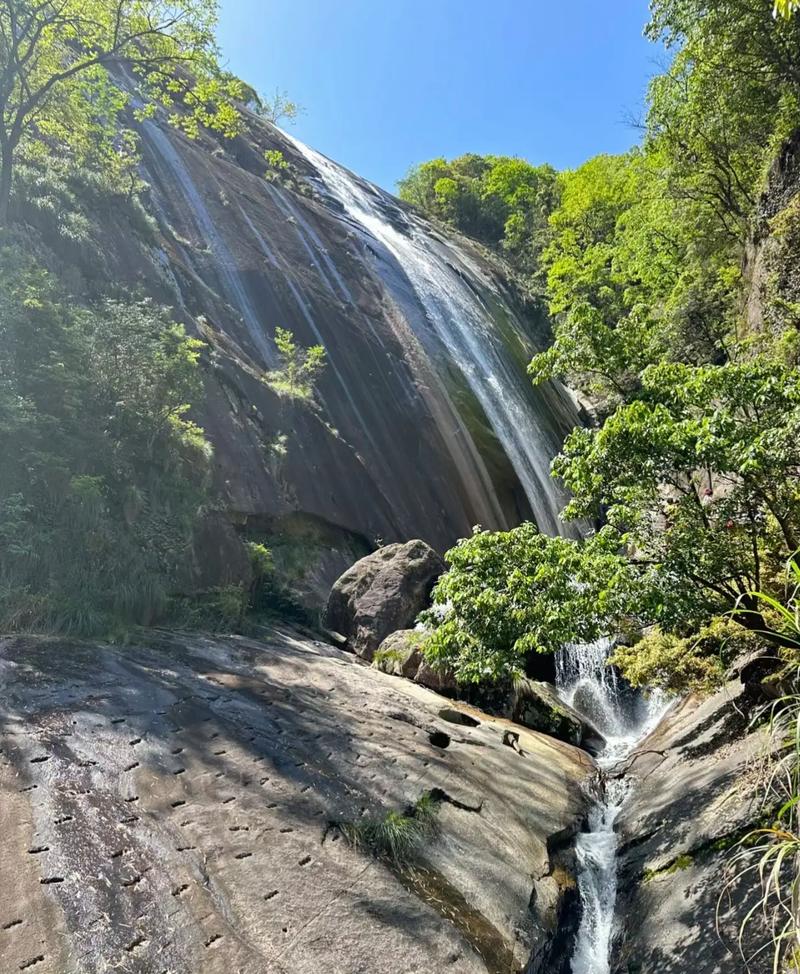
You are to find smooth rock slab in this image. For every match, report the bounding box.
[0,628,592,974]
[612,679,775,974]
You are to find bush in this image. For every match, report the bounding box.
[609,618,762,695]
[421,523,632,684]
[0,250,210,635]
[339,792,440,865]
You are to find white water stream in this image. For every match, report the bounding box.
[285,134,579,538]
[558,642,671,973]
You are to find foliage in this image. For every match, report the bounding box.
[339,792,441,865]
[247,541,274,580]
[266,327,326,399]
[609,618,761,695]
[421,523,633,684]
[250,88,304,125]
[554,360,800,643]
[0,249,210,635]
[264,149,289,173]
[398,153,558,288]
[775,0,799,16]
[530,149,738,406]
[724,567,800,972]
[0,0,243,223]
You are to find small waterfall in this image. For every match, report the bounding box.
[558,643,671,973]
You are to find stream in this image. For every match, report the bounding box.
[557,641,671,974]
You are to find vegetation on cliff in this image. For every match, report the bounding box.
[0,250,210,634]
[0,1,332,636]
[0,0,245,225]
[418,1,800,690]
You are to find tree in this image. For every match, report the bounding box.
[251,87,304,126]
[422,524,633,684]
[398,153,558,289]
[531,149,736,408]
[423,355,800,683]
[0,0,242,224]
[555,359,800,646]
[267,327,326,399]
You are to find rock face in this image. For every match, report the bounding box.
[33,102,584,601]
[0,628,593,974]
[374,630,603,750]
[324,540,445,659]
[611,677,774,973]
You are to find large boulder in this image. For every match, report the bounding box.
[372,629,425,678]
[463,678,605,754]
[323,540,445,660]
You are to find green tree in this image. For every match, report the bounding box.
[267,327,326,399]
[532,148,738,407]
[555,359,800,644]
[398,153,558,288]
[250,87,304,125]
[0,0,242,223]
[422,524,632,684]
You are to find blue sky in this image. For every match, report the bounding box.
[217,1,659,191]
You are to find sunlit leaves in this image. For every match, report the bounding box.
[0,0,242,220]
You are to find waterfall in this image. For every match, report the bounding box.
[281,132,670,971]
[558,643,671,973]
[284,134,580,538]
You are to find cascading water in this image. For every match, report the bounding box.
[557,643,670,973]
[285,134,580,538]
[286,133,670,971]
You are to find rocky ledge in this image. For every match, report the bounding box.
[0,628,593,974]
[612,670,777,973]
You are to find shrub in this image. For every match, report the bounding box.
[266,327,326,399]
[340,792,441,865]
[0,250,210,635]
[609,618,763,695]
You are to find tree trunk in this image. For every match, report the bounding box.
[0,151,12,227]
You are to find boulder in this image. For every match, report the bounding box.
[514,680,605,754]
[414,657,459,696]
[372,629,424,678]
[323,540,445,660]
[373,629,458,695]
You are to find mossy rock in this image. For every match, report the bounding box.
[373,629,424,679]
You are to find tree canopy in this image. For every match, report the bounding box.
[398,153,558,289]
[0,0,242,222]
[420,0,800,691]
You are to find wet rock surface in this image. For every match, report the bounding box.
[324,541,445,660]
[611,678,773,973]
[0,628,593,974]
[374,635,603,750]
